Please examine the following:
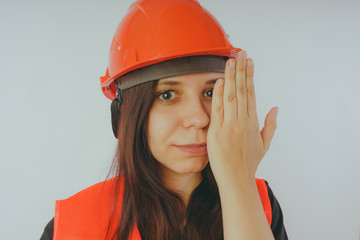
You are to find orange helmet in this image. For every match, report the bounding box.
[100,0,241,100]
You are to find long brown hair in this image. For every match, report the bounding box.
[107,80,223,240]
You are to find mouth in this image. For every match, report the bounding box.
[174,143,207,156]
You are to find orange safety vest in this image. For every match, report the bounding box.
[53,176,272,240]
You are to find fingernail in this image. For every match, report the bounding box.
[275,108,279,118]
[217,78,224,87]
[238,50,247,60]
[229,59,235,69]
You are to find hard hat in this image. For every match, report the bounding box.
[100,0,241,100]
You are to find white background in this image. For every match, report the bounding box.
[1,0,359,239]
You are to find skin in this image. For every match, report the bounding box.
[208,51,278,239]
[147,50,278,239]
[148,72,224,203]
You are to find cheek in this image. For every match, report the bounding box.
[147,108,179,152]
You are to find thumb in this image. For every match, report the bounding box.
[261,107,279,151]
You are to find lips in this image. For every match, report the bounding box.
[175,143,207,156]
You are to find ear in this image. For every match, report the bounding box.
[111,98,120,138]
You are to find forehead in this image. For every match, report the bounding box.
[158,72,224,86]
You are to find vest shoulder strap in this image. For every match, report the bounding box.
[255,178,272,225]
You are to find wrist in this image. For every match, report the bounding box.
[215,170,257,194]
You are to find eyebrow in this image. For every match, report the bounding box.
[158,79,218,86]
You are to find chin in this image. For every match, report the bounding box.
[175,158,208,174]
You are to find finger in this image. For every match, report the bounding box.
[210,78,224,128]
[246,58,259,126]
[235,50,247,119]
[260,107,279,151]
[223,58,237,122]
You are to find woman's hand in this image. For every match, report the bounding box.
[207,50,279,185]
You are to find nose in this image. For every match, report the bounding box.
[182,97,210,129]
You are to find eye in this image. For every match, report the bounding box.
[157,90,177,102]
[203,88,213,98]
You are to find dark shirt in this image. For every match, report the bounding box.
[40,181,288,240]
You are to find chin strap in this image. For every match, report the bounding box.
[110,82,123,138]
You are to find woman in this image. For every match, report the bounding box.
[41,0,287,239]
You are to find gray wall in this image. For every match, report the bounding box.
[1,0,359,239]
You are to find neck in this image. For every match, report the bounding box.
[160,170,202,206]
